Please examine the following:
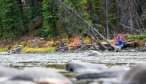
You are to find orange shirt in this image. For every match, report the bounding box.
[117,33,126,42]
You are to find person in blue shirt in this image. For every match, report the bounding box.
[117,36,123,48]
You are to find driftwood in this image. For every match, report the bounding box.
[122,42,138,49]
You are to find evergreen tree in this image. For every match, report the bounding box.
[87,0,103,24]
[0,0,145,39]
[0,0,24,39]
[41,0,58,37]
[0,17,3,37]
[27,0,42,20]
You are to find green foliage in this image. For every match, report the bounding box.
[64,0,88,19]
[41,0,58,37]
[0,0,145,41]
[27,0,42,19]
[0,17,3,37]
[89,0,103,23]
[125,34,146,41]
[0,0,24,39]
[108,0,118,31]
[141,0,146,8]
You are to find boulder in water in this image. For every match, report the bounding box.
[121,64,146,84]
[76,65,129,80]
[0,67,21,83]
[0,67,20,78]
[66,61,107,74]
[10,67,72,84]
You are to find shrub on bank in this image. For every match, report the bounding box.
[125,34,146,41]
[125,34,146,47]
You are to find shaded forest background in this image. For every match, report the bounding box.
[0,0,146,42]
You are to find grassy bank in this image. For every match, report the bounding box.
[0,48,6,52]
[0,34,145,53]
[0,47,56,53]
[21,47,56,53]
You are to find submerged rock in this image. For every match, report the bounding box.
[66,61,107,74]
[10,67,72,84]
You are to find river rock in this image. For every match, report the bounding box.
[0,67,21,83]
[84,50,101,56]
[66,61,107,74]
[121,64,146,84]
[10,67,72,84]
[0,67,20,78]
[76,65,129,80]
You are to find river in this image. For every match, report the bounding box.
[0,51,146,84]
[0,51,146,68]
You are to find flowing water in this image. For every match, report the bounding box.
[0,51,146,68]
[0,51,146,84]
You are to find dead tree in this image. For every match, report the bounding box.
[57,0,120,51]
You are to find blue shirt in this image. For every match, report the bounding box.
[117,38,123,46]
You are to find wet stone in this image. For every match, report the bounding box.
[10,67,72,84]
[66,61,108,74]
[121,64,146,84]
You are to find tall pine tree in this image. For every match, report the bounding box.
[0,17,3,37]
[0,0,24,39]
[41,0,58,37]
